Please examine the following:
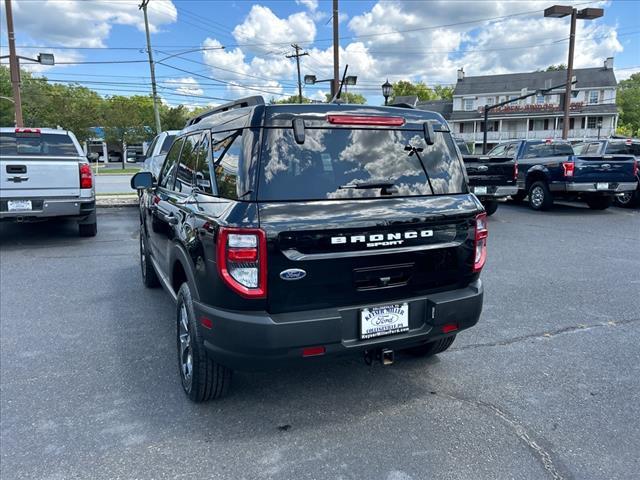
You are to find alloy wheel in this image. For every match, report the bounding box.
[530,186,544,208]
[178,304,193,391]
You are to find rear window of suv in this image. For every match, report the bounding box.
[258,128,465,201]
[0,132,79,156]
[522,142,574,158]
[605,142,640,156]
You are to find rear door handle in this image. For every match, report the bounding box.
[159,211,178,225]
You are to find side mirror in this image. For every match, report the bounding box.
[130,171,154,190]
[87,152,99,161]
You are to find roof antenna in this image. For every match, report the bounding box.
[330,64,349,103]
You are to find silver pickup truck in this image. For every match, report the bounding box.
[0,127,97,236]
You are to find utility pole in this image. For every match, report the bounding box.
[562,9,577,140]
[332,0,340,97]
[140,0,162,134]
[286,44,309,103]
[4,0,23,127]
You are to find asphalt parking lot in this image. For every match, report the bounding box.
[1,203,639,480]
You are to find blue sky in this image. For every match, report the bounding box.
[1,0,638,107]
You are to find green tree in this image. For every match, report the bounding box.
[103,95,155,169]
[433,85,454,100]
[617,73,640,136]
[160,105,189,130]
[389,80,436,103]
[546,64,567,71]
[270,95,312,104]
[324,92,366,104]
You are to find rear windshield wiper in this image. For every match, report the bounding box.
[339,180,396,189]
[339,180,398,195]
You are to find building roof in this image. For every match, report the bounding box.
[391,95,419,107]
[415,100,453,117]
[454,67,617,96]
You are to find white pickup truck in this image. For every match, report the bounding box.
[0,127,97,236]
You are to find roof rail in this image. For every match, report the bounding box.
[185,96,265,127]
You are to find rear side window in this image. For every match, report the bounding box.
[258,128,465,201]
[174,134,199,194]
[605,142,640,156]
[195,132,214,195]
[160,135,176,155]
[145,137,158,158]
[488,144,506,156]
[159,137,184,189]
[213,132,242,200]
[522,142,573,158]
[0,132,79,156]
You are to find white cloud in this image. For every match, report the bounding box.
[296,0,318,11]
[2,0,177,48]
[163,77,204,96]
[232,5,316,54]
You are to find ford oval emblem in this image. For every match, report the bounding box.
[280,268,307,281]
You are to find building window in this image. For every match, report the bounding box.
[588,91,599,104]
[536,94,545,104]
[464,99,474,111]
[459,123,464,133]
[486,97,494,106]
[587,116,603,129]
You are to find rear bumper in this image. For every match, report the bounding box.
[0,196,95,220]
[551,181,638,193]
[472,185,518,198]
[194,280,483,371]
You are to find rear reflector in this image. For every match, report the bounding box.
[302,346,326,357]
[200,317,213,329]
[228,248,258,262]
[327,115,405,126]
[442,323,458,333]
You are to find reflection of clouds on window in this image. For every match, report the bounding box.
[263,128,328,182]
[339,130,424,181]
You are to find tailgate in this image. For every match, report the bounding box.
[463,155,516,186]
[0,156,81,198]
[572,155,636,183]
[260,196,480,314]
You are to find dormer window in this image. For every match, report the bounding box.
[588,91,599,104]
[464,98,474,111]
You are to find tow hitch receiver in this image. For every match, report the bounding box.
[364,348,395,366]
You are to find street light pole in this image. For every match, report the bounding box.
[544,5,603,140]
[140,0,162,135]
[332,0,340,98]
[562,9,577,140]
[4,0,23,127]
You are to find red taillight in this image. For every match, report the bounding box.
[514,162,519,181]
[562,161,575,178]
[302,346,326,357]
[326,115,405,126]
[442,323,458,334]
[216,227,267,299]
[15,128,41,134]
[473,213,488,273]
[79,163,93,189]
[633,159,638,177]
[200,317,213,329]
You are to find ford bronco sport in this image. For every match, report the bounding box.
[131,97,487,401]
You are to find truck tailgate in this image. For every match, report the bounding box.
[572,155,637,183]
[0,156,81,198]
[463,155,516,186]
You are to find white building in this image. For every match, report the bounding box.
[418,58,619,150]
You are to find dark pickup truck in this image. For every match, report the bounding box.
[573,138,640,208]
[131,97,486,401]
[456,139,517,215]
[488,139,638,210]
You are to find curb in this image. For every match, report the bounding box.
[96,196,138,208]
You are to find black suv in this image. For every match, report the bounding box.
[131,97,487,401]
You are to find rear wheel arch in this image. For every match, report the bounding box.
[525,169,548,190]
[170,246,201,301]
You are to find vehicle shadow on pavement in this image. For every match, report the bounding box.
[0,219,85,248]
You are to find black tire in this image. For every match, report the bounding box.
[585,196,613,210]
[177,283,232,402]
[528,181,554,211]
[614,190,640,208]
[509,192,526,203]
[482,200,499,216]
[79,222,97,237]
[140,225,160,288]
[404,334,456,358]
